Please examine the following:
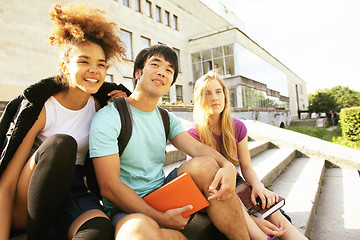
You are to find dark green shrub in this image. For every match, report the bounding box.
[339,107,360,142]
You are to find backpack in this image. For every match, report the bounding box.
[85,97,170,199]
[112,97,170,155]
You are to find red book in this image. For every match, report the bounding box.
[143,172,209,217]
[236,183,285,219]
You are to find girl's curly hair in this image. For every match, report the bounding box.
[49,3,126,62]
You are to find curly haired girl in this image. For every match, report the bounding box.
[0,3,129,239]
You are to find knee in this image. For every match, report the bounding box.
[181,156,219,185]
[48,134,77,155]
[36,134,77,166]
[116,213,160,239]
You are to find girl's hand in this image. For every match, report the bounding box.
[251,183,279,209]
[107,90,127,102]
[208,164,236,201]
[251,215,287,237]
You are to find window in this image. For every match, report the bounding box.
[162,91,170,102]
[156,6,161,22]
[176,85,183,102]
[122,76,135,92]
[145,1,151,17]
[123,0,129,7]
[173,48,180,72]
[135,0,141,12]
[121,29,133,60]
[173,15,178,30]
[105,74,113,82]
[165,11,170,26]
[140,36,150,50]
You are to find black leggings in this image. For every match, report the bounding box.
[26,134,113,240]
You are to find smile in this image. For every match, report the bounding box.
[84,78,99,83]
[152,79,164,86]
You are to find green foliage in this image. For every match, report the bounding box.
[333,136,360,150]
[308,86,360,113]
[308,90,336,113]
[339,107,360,142]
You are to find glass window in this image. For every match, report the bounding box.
[122,76,135,92]
[223,44,234,56]
[192,62,201,81]
[201,49,212,61]
[173,15,178,30]
[212,46,223,58]
[173,48,180,71]
[123,0,129,7]
[191,52,201,63]
[105,74,113,82]
[224,56,234,76]
[202,60,212,75]
[140,36,150,50]
[213,58,224,75]
[165,11,170,26]
[176,85,183,102]
[156,6,161,22]
[145,1,151,17]
[121,29,133,60]
[135,0,141,12]
[162,91,170,102]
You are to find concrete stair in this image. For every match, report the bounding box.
[163,134,360,240]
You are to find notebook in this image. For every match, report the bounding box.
[143,172,209,217]
[236,183,285,219]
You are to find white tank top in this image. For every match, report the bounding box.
[33,96,96,165]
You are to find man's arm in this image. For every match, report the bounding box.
[170,132,237,201]
[92,153,191,230]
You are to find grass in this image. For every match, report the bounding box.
[285,125,342,142]
[285,124,360,150]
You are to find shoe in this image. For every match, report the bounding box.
[267,236,280,240]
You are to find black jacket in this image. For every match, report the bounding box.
[0,76,131,177]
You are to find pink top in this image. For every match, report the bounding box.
[187,118,247,157]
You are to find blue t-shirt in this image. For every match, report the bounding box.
[89,102,184,212]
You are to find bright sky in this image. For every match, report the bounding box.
[215,0,360,94]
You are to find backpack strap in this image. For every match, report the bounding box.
[113,97,133,156]
[113,98,170,156]
[158,106,170,140]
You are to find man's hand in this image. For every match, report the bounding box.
[208,163,236,201]
[159,205,193,230]
[107,90,127,102]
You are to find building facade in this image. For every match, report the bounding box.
[0,0,308,119]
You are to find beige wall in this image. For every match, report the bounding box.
[0,0,307,119]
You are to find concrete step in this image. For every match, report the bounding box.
[270,157,325,238]
[311,168,360,240]
[165,143,186,165]
[248,140,270,158]
[248,147,297,187]
[164,139,272,170]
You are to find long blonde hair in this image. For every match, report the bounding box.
[193,70,238,165]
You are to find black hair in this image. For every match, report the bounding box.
[133,45,179,86]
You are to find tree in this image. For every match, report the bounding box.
[308,90,336,113]
[308,86,360,113]
[327,86,360,109]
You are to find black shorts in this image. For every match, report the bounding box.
[49,166,104,239]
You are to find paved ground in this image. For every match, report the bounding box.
[326,126,338,131]
[311,168,360,240]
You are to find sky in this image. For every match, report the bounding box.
[214,0,360,94]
